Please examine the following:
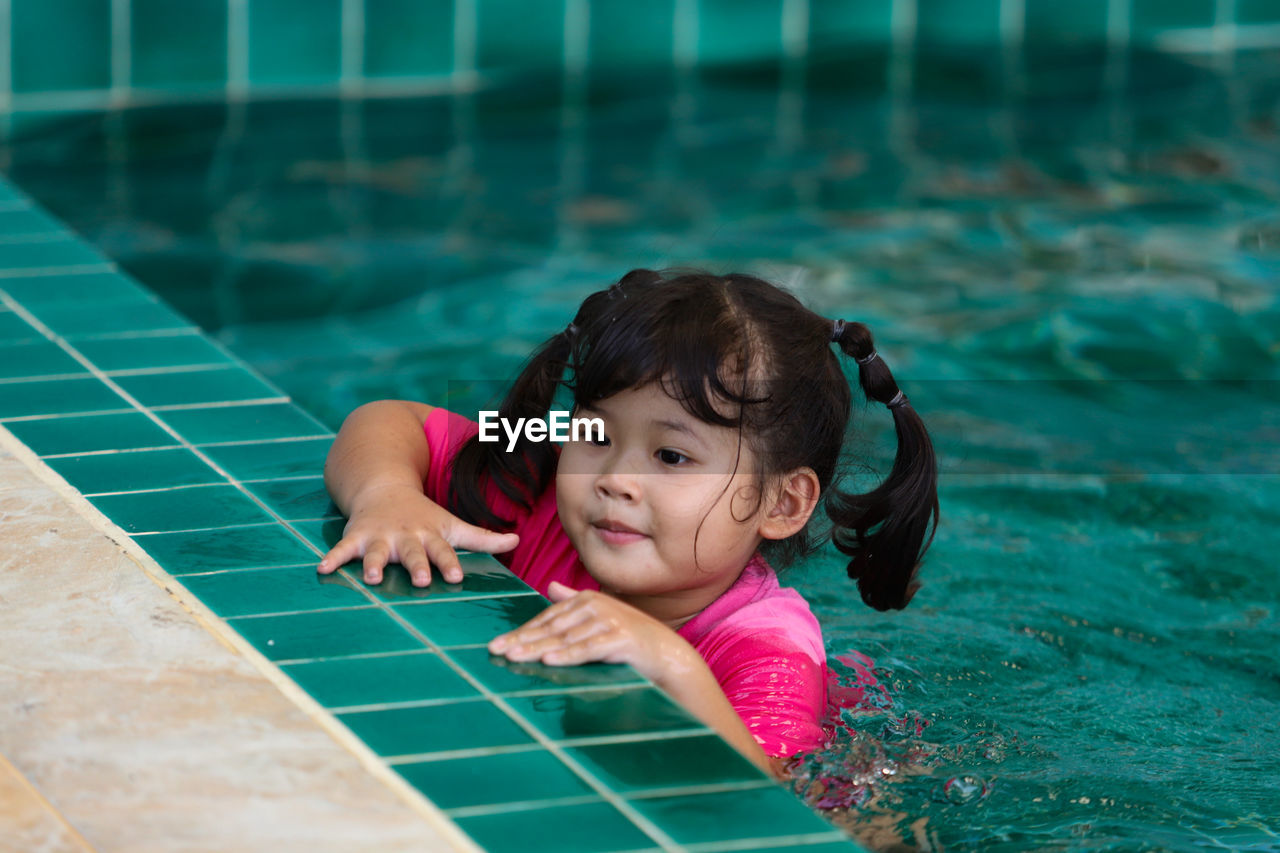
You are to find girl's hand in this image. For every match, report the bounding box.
[493,583,786,779]
[317,484,519,587]
[488,582,685,682]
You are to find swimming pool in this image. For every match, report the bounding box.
[4,44,1279,850]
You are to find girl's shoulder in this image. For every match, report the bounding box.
[678,555,826,667]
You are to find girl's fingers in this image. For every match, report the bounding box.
[422,535,464,585]
[397,537,433,587]
[491,604,601,657]
[542,630,625,666]
[499,619,610,662]
[318,537,361,573]
[547,580,577,602]
[499,592,588,641]
[362,541,391,584]
[449,521,520,555]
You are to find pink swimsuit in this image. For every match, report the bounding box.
[422,408,828,757]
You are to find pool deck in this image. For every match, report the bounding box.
[0,430,474,852]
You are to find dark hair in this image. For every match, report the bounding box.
[447,268,939,610]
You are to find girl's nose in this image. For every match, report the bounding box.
[594,461,640,502]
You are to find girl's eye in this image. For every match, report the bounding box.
[657,448,690,466]
[588,433,610,448]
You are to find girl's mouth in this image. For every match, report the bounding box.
[591,518,648,546]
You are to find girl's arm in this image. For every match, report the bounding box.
[320,400,518,586]
[489,583,784,778]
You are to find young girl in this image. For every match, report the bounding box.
[317,268,938,777]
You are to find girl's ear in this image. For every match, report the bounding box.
[758,467,820,541]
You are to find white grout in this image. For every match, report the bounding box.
[0,0,11,120]
[340,0,364,94]
[454,0,476,76]
[0,263,116,279]
[227,0,249,99]
[110,0,131,104]
[673,0,697,68]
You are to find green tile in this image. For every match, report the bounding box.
[916,0,1002,47]
[244,477,338,520]
[77,332,232,372]
[396,750,592,811]
[0,376,126,419]
[136,523,318,574]
[280,651,479,708]
[0,207,62,235]
[589,0,675,70]
[448,646,645,695]
[230,607,422,661]
[249,0,342,85]
[0,341,85,379]
[201,437,332,480]
[336,699,533,757]
[292,517,346,554]
[89,483,274,532]
[45,447,221,494]
[0,312,40,344]
[131,0,228,88]
[567,734,763,793]
[505,687,703,741]
[476,0,564,70]
[5,411,177,455]
[115,367,282,408]
[1025,0,1109,43]
[364,0,453,78]
[808,1,893,48]
[698,0,784,63]
[1132,0,1216,35]
[453,801,653,853]
[11,0,111,93]
[395,594,548,647]
[179,564,373,618]
[630,786,836,845]
[0,238,106,269]
[0,271,153,306]
[1238,0,1280,25]
[5,409,176,455]
[33,302,195,338]
[359,555,535,603]
[160,403,329,445]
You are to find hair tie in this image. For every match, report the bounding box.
[887,390,909,409]
[830,319,845,342]
[856,350,879,365]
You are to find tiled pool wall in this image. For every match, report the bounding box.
[3,0,1280,138]
[0,176,855,851]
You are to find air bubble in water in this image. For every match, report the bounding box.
[940,775,991,805]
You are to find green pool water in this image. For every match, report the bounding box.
[5,45,1279,850]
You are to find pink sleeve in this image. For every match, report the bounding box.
[702,632,827,758]
[421,407,527,524]
[421,408,595,595]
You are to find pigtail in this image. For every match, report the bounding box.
[447,328,574,530]
[827,321,939,611]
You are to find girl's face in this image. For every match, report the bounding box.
[555,382,772,626]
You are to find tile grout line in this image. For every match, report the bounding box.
[109,0,131,106]
[0,290,712,850]
[0,263,117,279]
[337,595,693,853]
